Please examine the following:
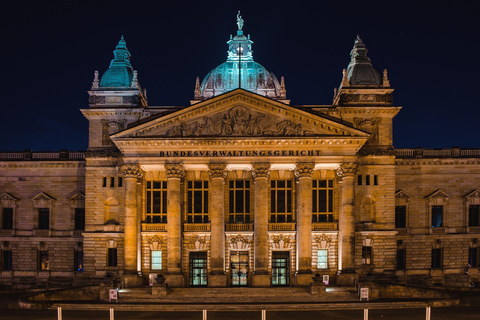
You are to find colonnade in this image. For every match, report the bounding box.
[122,161,358,286]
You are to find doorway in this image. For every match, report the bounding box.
[189,252,207,287]
[272,251,290,286]
[231,251,248,286]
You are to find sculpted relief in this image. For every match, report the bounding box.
[165,106,310,137]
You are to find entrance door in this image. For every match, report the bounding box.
[272,251,290,286]
[189,252,207,287]
[231,251,248,286]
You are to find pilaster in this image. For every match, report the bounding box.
[123,164,141,274]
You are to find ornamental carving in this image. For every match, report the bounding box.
[354,117,380,144]
[208,163,227,178]
[122,164,141,178]
[229,235,250,250]
[337,162,358,177]
[252,163,270,178]
[188,235,208,250]
[314,235,333,249]
[294,163,315,178]
[147,235,164,251]
[164,164,185,179]
[165,106,310,137]
[271,234,292,249]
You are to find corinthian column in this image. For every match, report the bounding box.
[294,162,315,286]
[123,164,141,273]
[165,164,185,287]
[252,162,271,287]
[208,163,227,287]
[337,162,358,275]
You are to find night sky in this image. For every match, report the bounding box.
[1,0,478,151]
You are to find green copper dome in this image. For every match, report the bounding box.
[197,12,285,100]
[100,36,134,88]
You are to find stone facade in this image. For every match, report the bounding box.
[1,25,479,290]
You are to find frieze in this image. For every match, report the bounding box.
[208,163,227,178]
[395,160,480,166]
[165,106,311,137]
[294,162,315,177]
[160,150,323,158]
[85,149,122,158]
[0,163,85,168]
[358,145,395,156]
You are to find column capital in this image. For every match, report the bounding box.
[165,164,185,179]
[337,162,358,178]
[252,163,270,179]
[122,164,142,179]
[208,163,227,179]
[294,162,315,178]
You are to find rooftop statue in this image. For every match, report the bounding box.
[237,11,244,30]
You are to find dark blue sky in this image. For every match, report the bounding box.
[1,0,478,151]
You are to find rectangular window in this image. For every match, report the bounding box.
[373,175,378,186]
[189,252,208,287]
[110,177,115,188]
[118,177,123,187]
[396,248,406,270]
[357,175,362,186]
[270,180,293,223]
[469,205,480,227]
[365,175,370,186]
[431,205,443,227]
[362,246,372,265]
[151,250,162,270]
[317,249,328,269]
[108,248,117,267]
[2,250,12,271]
[2,208,13,229]
[468,248,479,267]
[228,180,251,223]
[431,248,442,268]
[38,251,49,270]
[74,208,85,230]
[38,208,49,230]
[74,250,84,271]
[146,181,168,223]
[395,206,406,228]
[312,179,334,223]
[102,177,107,187]
[187,180,209,223]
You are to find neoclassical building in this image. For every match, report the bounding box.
[1,15,480,289]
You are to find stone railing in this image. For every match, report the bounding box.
[467,227,480,234]
[0,150,85,161]
[312,222,338,231]
[268,223,296,231]
[225,223,254,232]
[142,223,167,232]
[184,223,211,232]
[430,227,446,234]
[395,148,480,158]
[395,228,409,235]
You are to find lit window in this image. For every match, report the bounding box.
[151,250,162,270]
[74,250,84,271]
[38,251,49,270]
[317,249,328,269]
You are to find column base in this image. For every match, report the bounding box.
[121,274,143,288]
[336,269,358,286]
[252,273,271,287]
[165,274,185,288]
[208,273,228,287]
[295,272,314,286]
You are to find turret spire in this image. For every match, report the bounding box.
[99,36,134,88]
[237,11,244,31]
[343,35,381,86]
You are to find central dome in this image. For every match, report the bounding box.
[195,12,286,101]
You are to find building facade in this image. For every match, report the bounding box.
[1,16,480,289]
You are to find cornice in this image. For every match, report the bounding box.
[315,107,401,115]
[0,162,85,168]
[80,109,151,118]
[395,159,480,166]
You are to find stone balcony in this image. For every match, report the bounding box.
[142,223,167,232]
[312,222,338,231]
[268,222,296,231]
[0,150,85,161]
[395,148,480,158]
[225,223,254,232]
[184,223,211,232]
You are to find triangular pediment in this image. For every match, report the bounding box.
[31,192,56,203]
[0,192,19,202]
[112,89,369,140]
[425,189,451,200]
[68,192,85,202]
[395,189,413,199]
[465,189,480,199]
